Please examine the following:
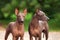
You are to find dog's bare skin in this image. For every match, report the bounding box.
[36,9,49,40]
[5,8,27,40]
[5,22,24,40]
[29,13,42,40]
[38,10,49,40]
[29,9,49,40]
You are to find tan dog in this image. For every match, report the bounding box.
[5,8,27,40]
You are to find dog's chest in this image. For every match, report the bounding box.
[12,24,24,36]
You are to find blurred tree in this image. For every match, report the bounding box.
[37,0,60,19]
[0,0,11,19]
[0,0,60,19]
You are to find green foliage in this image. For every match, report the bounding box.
[24,13,33,31]
[0,0,60,19]
[0,13,33,31]
[0,0,60,31]
[49,13,60,31]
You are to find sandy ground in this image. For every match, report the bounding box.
[0,30,60,40]
[0,26,60,40]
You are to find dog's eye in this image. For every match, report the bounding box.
[22,14,25,17]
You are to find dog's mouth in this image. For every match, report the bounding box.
[18,20,24,23]
[17,19,24,24]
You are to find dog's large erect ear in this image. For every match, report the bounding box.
[15,8,19,15]
[23,8,27,16]
[36,8,39,13]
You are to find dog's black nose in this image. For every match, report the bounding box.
[21,21,24,23]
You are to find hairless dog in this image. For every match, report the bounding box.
[5,7,27,40]
[28,9,49,40]
[36,9,49,40]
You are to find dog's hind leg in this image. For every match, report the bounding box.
[43,30,48,40]
[20,37,23,40]
[13,36,18,40]
[45,31,48,40]
[38,33,41,40]
[30,35,33,40]
[35,37,37,40]
[38,35,41,40]
[5,27,11,40]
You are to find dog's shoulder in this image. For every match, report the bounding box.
[9,22,15,24]
[8,22,16,27]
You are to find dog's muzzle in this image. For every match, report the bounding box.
[20,21,24,23]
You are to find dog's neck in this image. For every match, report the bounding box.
[31,15,39,27]
[15,21,24,30]
[16,21,23,25]
[33,15,39,22]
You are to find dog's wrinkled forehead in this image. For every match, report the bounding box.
[18,12,25,16]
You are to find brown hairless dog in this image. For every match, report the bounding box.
[28,9,49,40]
[5,8,27,40]
[37,9,49,40]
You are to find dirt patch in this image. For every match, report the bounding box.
[0,26,5,31]
[0,31,60,40]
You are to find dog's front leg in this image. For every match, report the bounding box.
[35,37,37,40]
[5,28,10,40]
[30,35,33,40]
[13,36,18,40]
[20,37,23,40]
